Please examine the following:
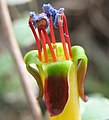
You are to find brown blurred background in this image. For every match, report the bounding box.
[0,0,109,120]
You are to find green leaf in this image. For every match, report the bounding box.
[81,94,109,120]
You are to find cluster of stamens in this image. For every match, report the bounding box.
[29,4,72,62]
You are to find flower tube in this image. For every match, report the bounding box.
[24,3,88,120]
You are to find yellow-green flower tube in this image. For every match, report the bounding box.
[50,61,80,120]
[24,44,88,120]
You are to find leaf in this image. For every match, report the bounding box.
[81,94,109,120]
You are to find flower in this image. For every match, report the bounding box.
[24,3,88,120]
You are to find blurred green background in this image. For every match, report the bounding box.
[0,0,109,120]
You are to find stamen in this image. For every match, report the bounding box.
[38,28,48,62]
[29,4,72,62]
[63,15,72,58]
[42,28,57,62]
[29,18,42,61]
[49,17,56,44]
[58,19,69,60]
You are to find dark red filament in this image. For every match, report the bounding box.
[49,17,56,44]
[29,18,42,61]
[38,28,48,62]
[42,28,57,62]
[63,15,72,58]
[58,20,69,60]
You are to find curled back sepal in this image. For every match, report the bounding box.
[72,46,88,102]
[24,50,43,100]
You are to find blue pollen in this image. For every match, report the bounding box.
[42,3,64,28]
[29,12,49,29]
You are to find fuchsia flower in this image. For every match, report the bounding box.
[24,3,88,120]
